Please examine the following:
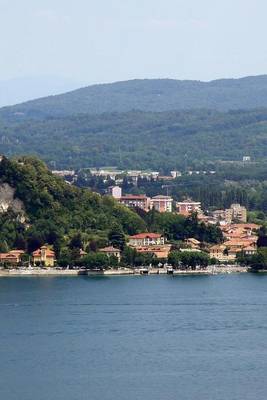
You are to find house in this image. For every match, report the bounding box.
[107,186,122,199]
[150,195,173,212]
[176,199,202,216]
[79,249,87,257]
[184,238,201,249]
[32,246,55,267]
[0,250,25,265]
[133,245,171,259]
[118,195,151,211]
[243,245,257,256]
[209,245,230,262]
[129,233,165,247]
[99,246,121,261]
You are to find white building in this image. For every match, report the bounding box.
[150,195,173,212]
[107,186,122,199]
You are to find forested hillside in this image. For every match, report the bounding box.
[0,156,146,252]
[2,75,267,119]
[1,108,267,169]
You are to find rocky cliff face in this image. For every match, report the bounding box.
[0,183,24,214]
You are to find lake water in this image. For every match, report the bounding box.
[1,274,267,400]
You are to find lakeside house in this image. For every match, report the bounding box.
[32,246,55,267]
[129,233,165,247]
[128,232,170,259]
[0,250,25,265]
[99,246,121,261]
[132,245,171,259]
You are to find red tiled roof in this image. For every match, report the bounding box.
[129,233,162,239]
[32,246,55,257]
[0,253,18,260]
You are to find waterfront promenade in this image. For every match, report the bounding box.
[0,265,248,277]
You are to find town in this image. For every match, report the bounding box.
[0,159,264,275]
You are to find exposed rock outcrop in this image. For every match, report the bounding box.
[0,183,24,214]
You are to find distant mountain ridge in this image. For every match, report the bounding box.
[1,108,267,170]
[2,75,267,119]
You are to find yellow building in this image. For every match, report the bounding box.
[32,246,55,267]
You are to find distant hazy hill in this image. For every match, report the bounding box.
[2,75,267,118]
[1,108,267,169]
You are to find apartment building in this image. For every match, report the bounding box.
[150,195,173,212]
[118,195,151,211]
[176,199,202,216]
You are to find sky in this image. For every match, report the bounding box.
[0,0,267,86]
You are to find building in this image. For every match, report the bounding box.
[129,233,165,247]
[150,195,173,212]
[133,245,171,259]
[32,246,55,267]
[107,186,122,199]
[229,204,247,223]
[212,204,247,224]
[128,233,169,259]
[0,250,24,265]
[176,199,202,216]
[209,245,230,262]
[99,246,121,261]
[170,171,182,178]
[52,170,75,177]
[184,238,201,250]
[118,195,151,211]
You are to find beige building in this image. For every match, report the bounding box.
[99,246,121,261]
[0,250,25,265]
[230,204,247,223]
[212,204,247,224]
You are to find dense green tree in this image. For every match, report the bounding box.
[108,223,126,251]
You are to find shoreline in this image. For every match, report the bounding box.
[0,265,249,277]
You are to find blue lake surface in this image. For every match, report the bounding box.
[1,274,267,400]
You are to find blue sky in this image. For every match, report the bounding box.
[1,0,267,85]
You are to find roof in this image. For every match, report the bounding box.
[185,238,201,244]
[209,245,226,251]
[176,200,201,205]
[129,233,162,239]
[9,250,25,255]
[99,246,121,253]
[119,195,148,200]
[32,246,55,257]
[152,195,172,200]
[0,253,18,260]
[243,245,256,251]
